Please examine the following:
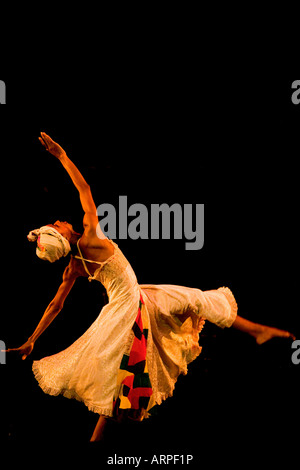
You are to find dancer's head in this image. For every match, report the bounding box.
[47,221,74,241]
[28,221,79,263]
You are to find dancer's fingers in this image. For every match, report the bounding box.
[41,132,52,144]
[39,137,47,148]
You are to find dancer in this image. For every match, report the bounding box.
[7,133,296,442]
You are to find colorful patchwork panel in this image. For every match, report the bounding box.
[113,294,154,420]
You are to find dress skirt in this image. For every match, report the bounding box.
[32,282,237,420]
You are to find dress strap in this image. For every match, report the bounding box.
[76,239,103,282]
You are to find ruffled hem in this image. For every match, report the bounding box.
[154,382,176,407]
[149,342,203,411]
[32,361,113,416]
[217,286,238,327]
[145,314,205,416]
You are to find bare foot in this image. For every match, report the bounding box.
[255,325,296,345]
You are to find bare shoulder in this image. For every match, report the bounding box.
[78,234,115,264]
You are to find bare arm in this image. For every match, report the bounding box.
[39,132,97,215]
[7,260,78,360]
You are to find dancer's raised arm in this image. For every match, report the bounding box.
[39,132,97,216]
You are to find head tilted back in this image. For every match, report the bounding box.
[28,226,71,263]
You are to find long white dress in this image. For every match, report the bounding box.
[32,241,237,419]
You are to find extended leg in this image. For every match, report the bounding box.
[90,415,107,442]
[232,315,296,344]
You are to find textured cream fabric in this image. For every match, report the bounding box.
[33,242,237,416]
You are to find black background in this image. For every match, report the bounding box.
[0,69,299,467]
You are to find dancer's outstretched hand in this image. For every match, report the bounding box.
[5,341,35,361]
[39,132,66,159]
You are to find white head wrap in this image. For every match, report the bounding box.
[27,226,71,263]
